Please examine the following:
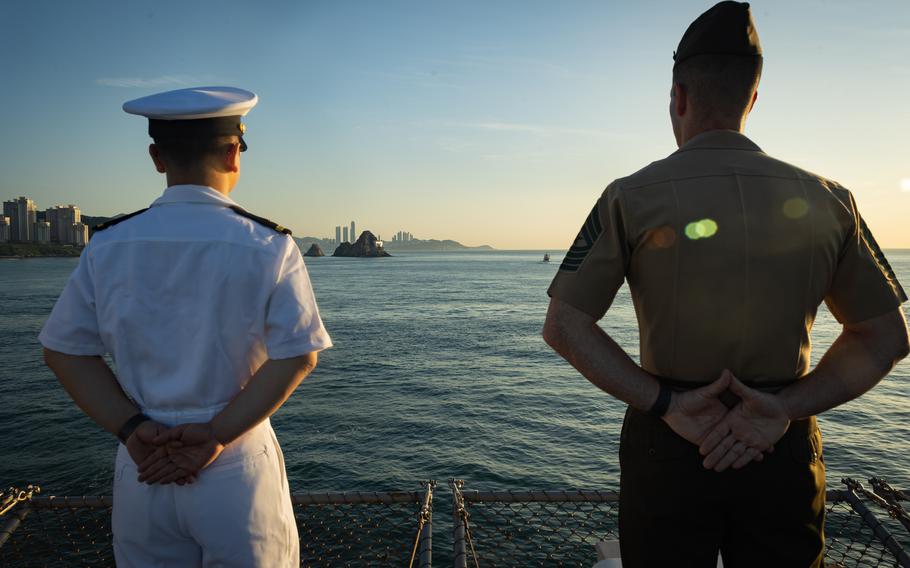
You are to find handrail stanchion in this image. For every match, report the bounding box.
[450,479,467,568]
[417,480,435,568]
[842,479,910,568]
[0,507,31,550]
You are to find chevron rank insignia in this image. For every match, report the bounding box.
[559,203,602,272]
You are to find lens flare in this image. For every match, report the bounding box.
[783,197,809,219]
[900,178,910,192]
[684,219,718,240]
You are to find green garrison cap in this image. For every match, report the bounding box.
[673,1,762,69]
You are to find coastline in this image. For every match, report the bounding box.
[0,243,83,258]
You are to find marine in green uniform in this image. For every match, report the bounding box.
[542,2,909,566]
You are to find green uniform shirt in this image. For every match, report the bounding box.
[548,129,907,385]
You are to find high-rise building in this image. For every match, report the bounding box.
[343,226,349,243]
[1,203,14,240]
[0,216,10,243]
[35,221,51,243]
[73,222,89,246]
[46,205,81,244]
[335,226,341,244]
[3,197,37,242]
[350,221,356,242]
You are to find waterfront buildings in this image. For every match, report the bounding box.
[35,221,51,244]
[3,197,37,242]
[1,197,89,245]
[392,231,414,243]
[73,222,89,246]
[46,205,82,244]
[332,220,358,244]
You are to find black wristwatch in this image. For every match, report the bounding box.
[117,413,151,444]
[648,383,672,418]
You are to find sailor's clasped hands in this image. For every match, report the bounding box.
[124,422,226,485]
[662,369,792,472]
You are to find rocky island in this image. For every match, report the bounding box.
[333,230,390,257]
[303,243,325,257]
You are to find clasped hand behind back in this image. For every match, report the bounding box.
[661,369,792,472]
[125,421,225,485]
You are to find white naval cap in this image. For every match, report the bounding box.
[123,86,258,151]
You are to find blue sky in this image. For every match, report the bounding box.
[1,0,907,248]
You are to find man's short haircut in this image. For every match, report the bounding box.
[152,136,235,170]
[673,54,763,123]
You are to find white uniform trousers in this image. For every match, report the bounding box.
[112,416,299,567]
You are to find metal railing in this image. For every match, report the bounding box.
[450,479,910,568]
[2,478,908,567]
[451,479,619,568]
[0,483,435,568]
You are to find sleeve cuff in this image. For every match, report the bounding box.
[38,333,106,357]
[547,279,612,321]
[826,293,907,325]
[267,337,334,360]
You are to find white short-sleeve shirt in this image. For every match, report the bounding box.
[39,184,332,414]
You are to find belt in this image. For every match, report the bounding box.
[656,376,798,409]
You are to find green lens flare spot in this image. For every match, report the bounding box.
[783,197,809,219]
[701,219,718,237]
[685,218,718,240]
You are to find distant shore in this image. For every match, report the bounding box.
[294,235,494,253]
[0,243,83,258]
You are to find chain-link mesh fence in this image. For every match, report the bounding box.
[450,481,910,568]
[450,483,618,567]
[293,485,434,567]
[2,479,908,567]
[0,496,113,567]
[0,486,434,568]
[824,496,898,567]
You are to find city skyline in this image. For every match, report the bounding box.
[1,1,907,249]
[2,196,90,246]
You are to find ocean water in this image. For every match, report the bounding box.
[0,250,908,497]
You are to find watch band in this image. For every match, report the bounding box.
[117,413,151,444]
[648,383,672,418]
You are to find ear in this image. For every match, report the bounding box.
[148,144,167,174]
[221,141,240,173]
[747,90,758,113]
[672,82,688,118]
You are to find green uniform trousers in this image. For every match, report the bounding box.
[618,407,826,567]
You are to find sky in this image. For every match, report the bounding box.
[1,0,907,249]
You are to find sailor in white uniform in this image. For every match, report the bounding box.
[40,86,332,567]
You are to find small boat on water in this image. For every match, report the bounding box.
[543,253,550,262]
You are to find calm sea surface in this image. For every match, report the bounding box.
[1,250,908,496]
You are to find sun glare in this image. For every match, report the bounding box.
[685,219,718,240]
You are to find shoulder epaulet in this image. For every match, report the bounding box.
[92,208,149,232]
[229,206,292,235]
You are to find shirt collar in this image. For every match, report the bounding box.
[673,129,763,154]
[151,185,239,208]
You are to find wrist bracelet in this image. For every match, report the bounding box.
[648,383,672,418]
[117,413,151,444]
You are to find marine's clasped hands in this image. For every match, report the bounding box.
[662,369,792,471]
[125,422,226,485]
